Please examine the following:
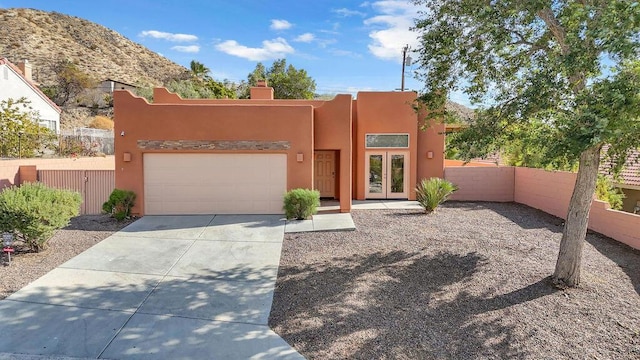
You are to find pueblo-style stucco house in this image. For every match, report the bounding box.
[113,81,445,216]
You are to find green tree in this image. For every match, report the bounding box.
[133,70,237,101]
[0,98,54,158]
[43,60,96,106]
[241,59,316,99]
[189,60,211,80]
[166,78,236,99]
[414,0,640,287]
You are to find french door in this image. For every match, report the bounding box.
[365,151,409,199]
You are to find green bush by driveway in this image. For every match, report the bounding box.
[0,182,82,252]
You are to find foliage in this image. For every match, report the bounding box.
[241,59,317,99]
[134,83,154,101]
[0,98,55,158]
[414,0,640,167]
[595,175,625,210]
[0,183,81,252]
[189,60,210,80]
[102,189,136,221]
[88,115,114,130]
[56,136,104,157]
[499,121,578,171]
[283,188,320,220]
[46,60,96,106]
[415,178,458,213]
[166,78,236,99]
[158,59,236,99]
[413,0,640,286]
[133,62,237,100]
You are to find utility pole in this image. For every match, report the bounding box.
[401,44,410,91]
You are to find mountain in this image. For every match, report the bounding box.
[446,100,475,122]
[0,8,186,86]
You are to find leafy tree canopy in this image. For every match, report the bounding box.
[165,78,236,100]
[414,0,640,167]
[0,98,54,158]
[413,0,640,287]
[41,60,96,106]
[241,59,317,99]
[134,60,236,100]
[189,60,210,80]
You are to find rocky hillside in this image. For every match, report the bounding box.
[0,8,186,86]
[446,100,475,122]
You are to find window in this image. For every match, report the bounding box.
[365,134,409,148]
[39,120,56,131]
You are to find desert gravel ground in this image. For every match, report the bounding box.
[0,215,134,299]
[270,202,640,360]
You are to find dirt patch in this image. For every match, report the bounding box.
[270,202,640,359]
[0,214,134,299]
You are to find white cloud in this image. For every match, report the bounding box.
[215,37,294,61]
[139,30,198,42]
[270,19,293,30]
[294,33,315,43]
[317,38,338,48]
[171,45,200,53]
[364,0,420,61]
[333,8,366,17]
[329,49,362,58]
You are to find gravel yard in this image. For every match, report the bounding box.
[270,202,640,360]
[0,215,134,299]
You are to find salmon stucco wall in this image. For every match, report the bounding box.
[314,94,353,212]
[417,119,445,182]
[445,166,515,202]
[0,156,115,189]
[113,91,314,216]
[514,167,576,219]
[514,167,640,249]
[354,91,419,200]
[153,88,327,107]
[351,99,358,200]
[447,166,640,250]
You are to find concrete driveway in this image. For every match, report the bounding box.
[0,215,304,360]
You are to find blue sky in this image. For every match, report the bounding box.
[1,0,472,104]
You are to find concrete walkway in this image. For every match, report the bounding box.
[0,215,304,360]
[283,200,421,233]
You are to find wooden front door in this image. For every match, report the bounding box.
[314,151,336,198]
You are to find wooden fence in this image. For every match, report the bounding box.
[37,170,115,215]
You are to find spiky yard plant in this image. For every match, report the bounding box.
[415,177,458,214]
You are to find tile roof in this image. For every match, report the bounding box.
[0,57,61,114]
[600,145,640,187]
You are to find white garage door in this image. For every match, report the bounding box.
[144,153,287,215]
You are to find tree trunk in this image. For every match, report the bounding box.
[552,145,602,287]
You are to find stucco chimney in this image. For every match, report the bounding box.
[250,79,274,100]
[17,60,33,81]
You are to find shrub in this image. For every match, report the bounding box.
[415,177,458,213]
[595,175,625,210]
[0,183,82,252]
[88,115,114,130]
[283,188,320,220]
[103,189,136,221]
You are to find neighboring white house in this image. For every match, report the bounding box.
[0,58,61,134]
